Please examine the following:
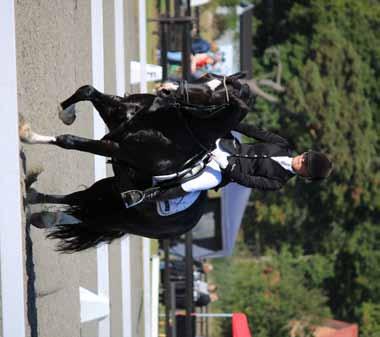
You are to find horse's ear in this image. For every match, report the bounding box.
[193,73,214,84]
[228,72,246,81]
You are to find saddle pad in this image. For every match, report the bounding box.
[156,191,201,216]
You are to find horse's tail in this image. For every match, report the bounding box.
[46,205,126,253]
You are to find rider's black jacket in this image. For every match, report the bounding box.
[218,123,295,190]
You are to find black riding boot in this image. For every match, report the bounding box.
[145,185,188,201]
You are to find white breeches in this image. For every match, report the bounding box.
[181,140,230,192]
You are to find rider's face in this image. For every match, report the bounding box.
[292,153,309,177]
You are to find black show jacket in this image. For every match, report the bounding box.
[219,123,296,190]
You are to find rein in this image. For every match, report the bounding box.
[173,77,232,167]
[175,102,211,154]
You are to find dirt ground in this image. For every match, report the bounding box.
[15,1,145,336]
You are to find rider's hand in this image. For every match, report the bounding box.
[211,153,229,169]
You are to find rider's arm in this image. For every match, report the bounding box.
[234,122,290,146]
[224,163,284,190]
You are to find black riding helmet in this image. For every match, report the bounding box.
[304,151,332,181]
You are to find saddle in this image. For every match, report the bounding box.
[121,153,211,210]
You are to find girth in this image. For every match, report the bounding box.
[153,152,211,188]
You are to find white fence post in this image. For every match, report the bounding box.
[0,2,27,337]
[114,0,133,335]
[80,287,110,323]
[151,255,160,337]
[138,2,152,336]
[90,1,111,337]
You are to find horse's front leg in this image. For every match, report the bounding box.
[59,85,124,128]
[20,121,123,159]
[29,211,79,229]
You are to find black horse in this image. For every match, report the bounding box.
[21,73,253,252]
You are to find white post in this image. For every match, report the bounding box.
[139,0,147,93]
[192,313,233,318]
[143,238,151,337]
[138,1,151,336]
[114,1,133,337]
[91,1,110,337]
[80,287,110,323]
[121,238,132,337]
[0,1,26,337]
[151,255,160,337]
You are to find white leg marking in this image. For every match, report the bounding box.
[19,122,56,144]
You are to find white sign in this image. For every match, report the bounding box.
[191,0,210,6]
[130,61,162,84]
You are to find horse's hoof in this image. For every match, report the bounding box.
[19,121,34,143]
[26,167,43,189]
[29,212,59,229]
[29,213,48,229]
[58,104,76,125]
[26,188,44,204]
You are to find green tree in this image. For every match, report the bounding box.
[240,0,380,328]
[361,302,380,337]
[213,246,331,337]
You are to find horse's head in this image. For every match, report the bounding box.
[156,72,255,109]
[213,72,255,108]
[157,80,213,106]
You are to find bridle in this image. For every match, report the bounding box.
[174,77,232,166]
[178,76,230,105]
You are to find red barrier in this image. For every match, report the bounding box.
[232,313,252,337]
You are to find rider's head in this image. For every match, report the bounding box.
[292,151,332,181]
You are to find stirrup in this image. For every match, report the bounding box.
[121,190,145,208]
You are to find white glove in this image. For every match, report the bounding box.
[211,153,229,169]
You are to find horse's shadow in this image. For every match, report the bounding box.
[21,149,64,230]
[19,149,39,335]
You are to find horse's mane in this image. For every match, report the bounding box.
[123,93,157,104]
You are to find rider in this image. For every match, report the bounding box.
[142,122,333,202]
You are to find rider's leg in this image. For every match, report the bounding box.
[181,160,222,192]
[176,140,229,194]
[145,159,222,202]
[145,185,188,201]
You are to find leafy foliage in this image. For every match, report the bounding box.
[225,0,380,334]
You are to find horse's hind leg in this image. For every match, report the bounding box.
[59,85,125,128]
[28,177,119,205]
[27,188,69,205]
